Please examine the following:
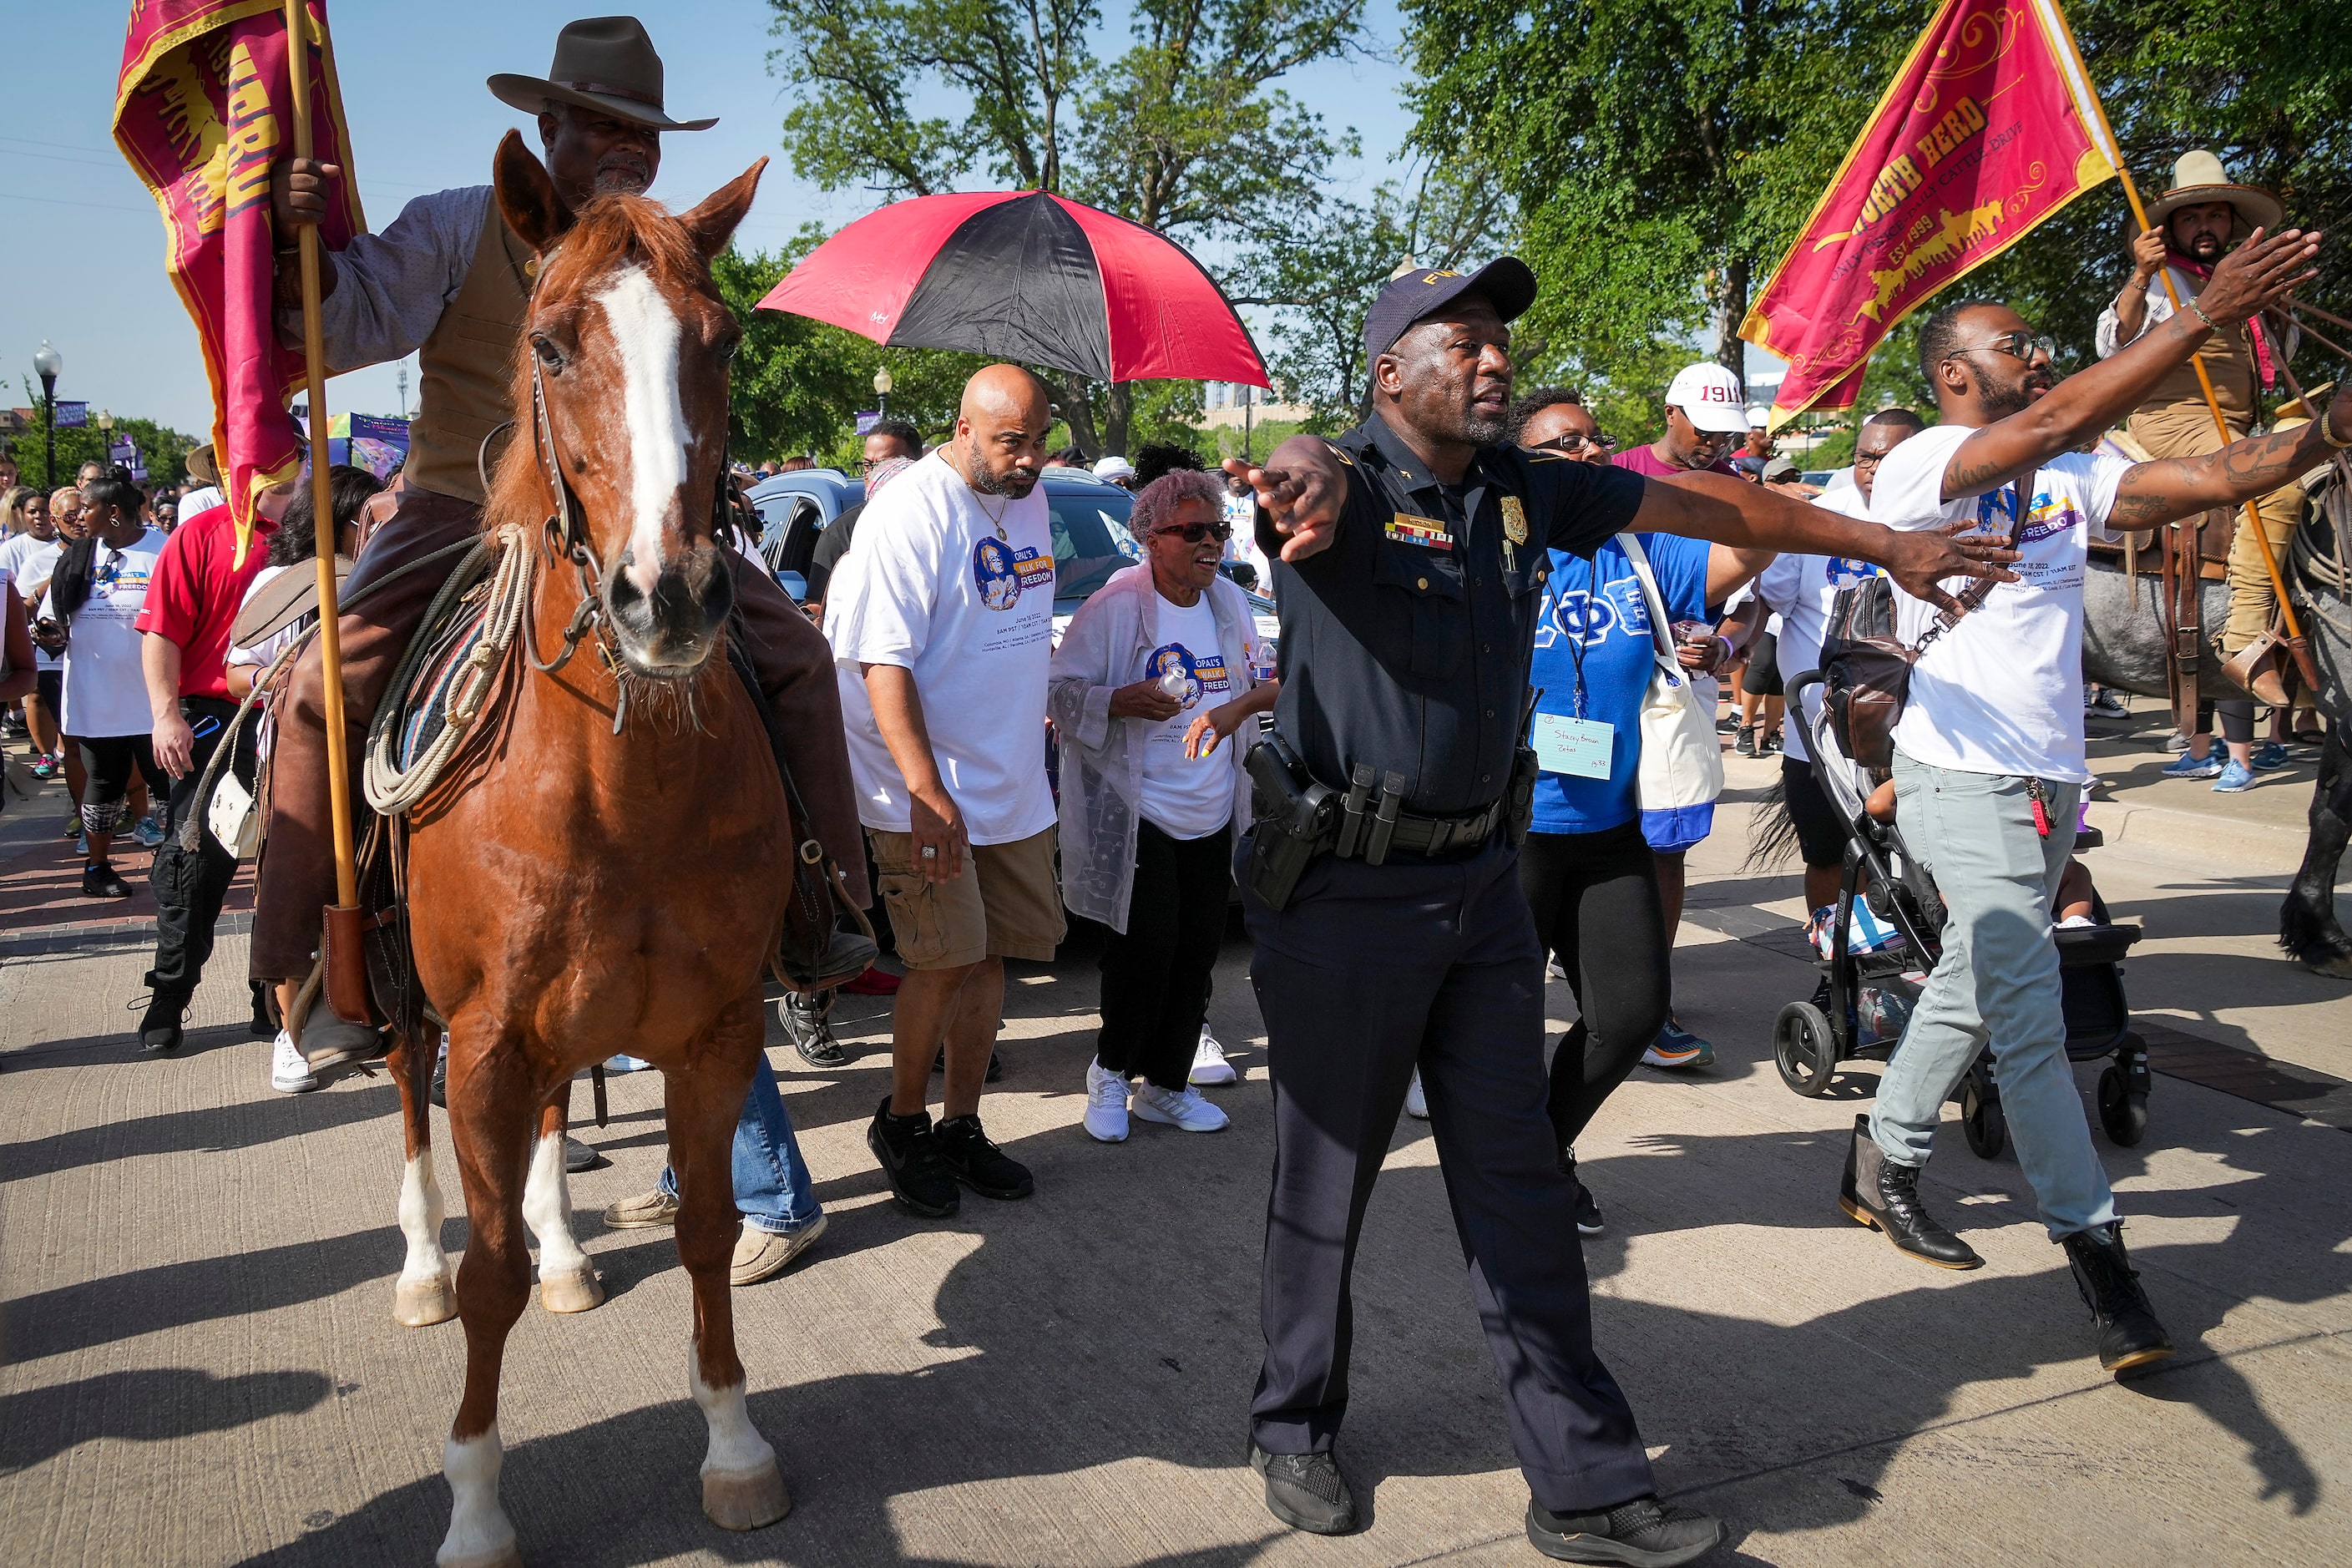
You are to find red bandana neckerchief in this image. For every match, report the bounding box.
[2168,252,2276,391]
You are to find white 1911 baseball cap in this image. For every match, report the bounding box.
[1664,362,1751,434]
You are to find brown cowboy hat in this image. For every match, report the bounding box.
[2144,149,2283,240]
[488,17,716,133]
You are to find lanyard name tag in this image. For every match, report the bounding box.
[1532,713,1612,779]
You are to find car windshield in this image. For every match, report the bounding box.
[1050,487,1143,604]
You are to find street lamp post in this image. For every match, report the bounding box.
[33,340,62,490]
[873,364,893,422]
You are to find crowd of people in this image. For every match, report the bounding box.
[3,13,2339,1557]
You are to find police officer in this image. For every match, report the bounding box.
[1223,259,2015,1565]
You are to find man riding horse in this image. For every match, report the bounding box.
[2097,151,2309,712]
[260,17,869,1070]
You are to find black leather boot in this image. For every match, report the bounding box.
[2062,1222,2174,1377]
[138,990,189,1055]
[1839,1113,1982,1269]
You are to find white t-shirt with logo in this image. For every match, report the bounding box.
[1135,593,1238,839]
[1866,423,2127,784]
[1754,484,1884,762]
[826,452,1058,844]
[61,528,168,740]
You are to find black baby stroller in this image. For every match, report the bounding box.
[1769,672,2154,1157]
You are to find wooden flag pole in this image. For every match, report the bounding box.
[2053,15,2310,667]
[283,0,358,912]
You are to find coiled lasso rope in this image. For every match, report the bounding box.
[363,524,538,815]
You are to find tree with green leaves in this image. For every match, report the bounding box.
[7,401,200,491]
[763,0,1366,453]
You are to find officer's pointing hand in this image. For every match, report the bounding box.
[1880,519,2022,619]
[1222,453,1343,562]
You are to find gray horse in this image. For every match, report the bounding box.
[2080,481,2352,978]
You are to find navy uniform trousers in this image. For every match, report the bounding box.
[1240,832,1656,1514]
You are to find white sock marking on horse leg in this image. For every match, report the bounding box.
[398,1150,451,1288]
[594,265,685,596]
[438,1424,515,1567]
[521,1133,589,1281]
[691,1353,776,1479]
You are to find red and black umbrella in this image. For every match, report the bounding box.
[756,190,1269,387]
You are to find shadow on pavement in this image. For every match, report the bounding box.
[0,1368,331,1474]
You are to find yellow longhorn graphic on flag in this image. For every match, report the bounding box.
[1851,200,2006,324]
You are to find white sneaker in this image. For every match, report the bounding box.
[1132,1082,1230,1132]
[1404,1068,1429,1120]
[1189,1024,1237,1085]
[1084,1057,1130,1142]
[271,1029,318,1094]
[603,1053,655,1072]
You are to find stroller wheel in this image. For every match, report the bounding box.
[2097,1065,2148,1147]
[1773,1001,1839,1097]
[1960,1074,2006,1160]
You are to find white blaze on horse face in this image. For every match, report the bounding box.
[594,264,688,597]
[521,1132,589,1282]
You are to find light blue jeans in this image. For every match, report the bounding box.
[659,1053,822,1236]
[1869,752,2117,1238]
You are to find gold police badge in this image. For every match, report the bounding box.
[1501,495,1528,545]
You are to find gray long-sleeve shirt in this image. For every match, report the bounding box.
[277,186,493,374]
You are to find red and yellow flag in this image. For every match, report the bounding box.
[113,0,362,563]
[1741,0,2119,430]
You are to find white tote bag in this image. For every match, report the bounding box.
[1617,533,1723,853]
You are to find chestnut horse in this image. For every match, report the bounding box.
[391,134,792,1567]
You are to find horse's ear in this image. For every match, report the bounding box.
[493,129,572,253]
[679,158,766,262]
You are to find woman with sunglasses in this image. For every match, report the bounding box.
[1050,469,1277,1141]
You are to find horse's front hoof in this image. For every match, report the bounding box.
[436,1545,523,1568]
[2304,947,2352,979]
[538,1265,604,1314]
[395,1269,458,1328]
[702,1458,792,1530]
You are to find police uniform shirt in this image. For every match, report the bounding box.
[1260,412,1646,817]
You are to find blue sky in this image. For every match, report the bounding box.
[3,0,1422,437]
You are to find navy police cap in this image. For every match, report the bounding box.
[1362,257,1538,366]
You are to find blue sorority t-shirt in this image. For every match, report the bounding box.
[1528,532,1714,834]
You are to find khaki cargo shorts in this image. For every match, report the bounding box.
[869,826,1066,970]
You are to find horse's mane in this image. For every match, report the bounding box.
[483,193,711,539]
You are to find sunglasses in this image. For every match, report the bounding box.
[1950,330,2056,365]
[1532,430,1613,453]
[1153,520,1232,544]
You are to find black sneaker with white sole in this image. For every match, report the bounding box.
[1248,1440,1357,1535]
[867,1097,961,1216]
[1561,1147,1603,1235]
[937,1112,1034,1200]
[1527,1495,1725,1565]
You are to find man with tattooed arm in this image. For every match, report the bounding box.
[1839,222,2330,1379]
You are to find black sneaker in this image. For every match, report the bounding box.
[867,1097,961,1217]
[1733,727,1758,758]
[781,990,847,1069]
[1527,1495,1725,1565]
[82,862,133,900]
[1248,1440,1357,1535]
[933,1044,1004,1082]
[1561,1146,1603,1236]
[937,1112,1034,1200]
[2062,1221,2174,1377]
[138,991,189,1055]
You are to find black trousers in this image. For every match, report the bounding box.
[1241,832,1654,1514]
[1519,823,1673,1148]
[1098,818,1232,1090]
[149,695,254,1002]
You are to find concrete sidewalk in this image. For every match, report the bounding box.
[3,716,2349,1565]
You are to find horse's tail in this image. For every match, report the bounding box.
[1743,771,1808,874]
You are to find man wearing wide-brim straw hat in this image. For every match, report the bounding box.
[254,19,869,1279]
[2097,149,2306,747]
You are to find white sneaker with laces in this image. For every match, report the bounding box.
[1404,1068,1429,1120]
[1085,1057,1130,1142]
[1189,1024,1237,1085]
[271,1029,319,1094]
[1132,1082,1230,1132]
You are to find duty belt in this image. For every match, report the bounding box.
[1330,762,1503,865]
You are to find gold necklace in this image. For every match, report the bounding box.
[974,488,1009,542]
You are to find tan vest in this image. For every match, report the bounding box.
[404,199,536,503]
[2142,266,2260,425]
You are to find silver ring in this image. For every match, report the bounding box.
[920,845,938,859]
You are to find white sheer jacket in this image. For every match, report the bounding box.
[1048,564,1262,934]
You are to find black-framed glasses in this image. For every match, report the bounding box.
[1950,330,2056,365]
[1152,519,1232,544]
[1532,430,1613,454]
